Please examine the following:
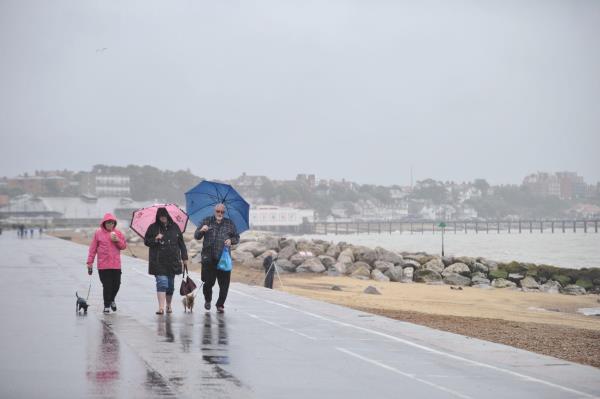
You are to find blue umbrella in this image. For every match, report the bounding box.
[185,180,250,234]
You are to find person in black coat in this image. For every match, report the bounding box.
[144,207,188,315]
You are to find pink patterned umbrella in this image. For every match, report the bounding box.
[130,203,189,239]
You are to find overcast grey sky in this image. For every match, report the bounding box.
[0,0,599,186]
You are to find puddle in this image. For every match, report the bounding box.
[577,308,600,316]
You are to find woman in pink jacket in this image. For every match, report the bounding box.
[87,213,127,313]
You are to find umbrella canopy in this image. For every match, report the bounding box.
[130,203,189,239]
[185,181,250,234]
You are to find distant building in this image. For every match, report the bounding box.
[556,171,586,200]
[80,173,131,197]
[522,172,560,197]
[0,195,145,226]
[296,174,316,188]
[250,205,314,227]
[7,175,69,196]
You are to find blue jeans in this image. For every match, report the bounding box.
[155,275,175,295]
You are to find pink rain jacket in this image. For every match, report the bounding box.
[87,213,127,270]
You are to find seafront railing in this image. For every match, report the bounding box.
[307,220,600,235]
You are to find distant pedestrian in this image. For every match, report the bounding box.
[263,254,275,289]
[87,213,127,313]
[38,227,43,237]
[194,204,240,313]
[144,207,188,315]
[29,228,33,238]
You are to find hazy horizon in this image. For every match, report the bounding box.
[1,0,599,186]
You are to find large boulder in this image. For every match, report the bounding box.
[483,260,499,272]
[350,264,372,280]
[508,273,525,283]
[520,276,540,291]
[235,241,268,257]
[422,258,445,274]
[296,241,327,256]
[416,255,436,265]
[401,267,414,283]
[414,269,442,284]
[290,253,311,266]
[443,273,471,286]
[471,262,489,274]
[278,244,297,260]
[540,280,561,294]
[231,250,254,263]
[373,260,394,273]
[454,256,476,267]
[337,248,355,266]
[375,247,403,265]
[325,244,341,259]
[371,269,390,282]
[279,238,296,248]
[442,262,470,277]
[276,259,297,273]
[491,278,517,288]
[318,255,337,269]
[441,256,455,267]
[356,247,378,266]
[384,266,403,282]
[471,272,490,286]
[401,259,421,269]
[560,284,586,295]
[333,262,348,275]
[260,236,280,251]
[297,257,326,273]
[347,261,372,275]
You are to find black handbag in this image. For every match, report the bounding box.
[179,264,197,296]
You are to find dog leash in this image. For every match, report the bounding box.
[85,276,92,301]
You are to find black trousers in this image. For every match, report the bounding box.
[201,258,231,307]
[98,269,121,307]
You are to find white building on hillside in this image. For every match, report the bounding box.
[250,205,314,227]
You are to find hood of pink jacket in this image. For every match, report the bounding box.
[101,213,118,231]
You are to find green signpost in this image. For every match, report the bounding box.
[438,222,447,256]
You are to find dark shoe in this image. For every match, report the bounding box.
[103,307,110,314]
[216,306,224,313]
[155,309,164,315]
[110,301,117,311]
[204,302,211,310]
[166,306,172,314]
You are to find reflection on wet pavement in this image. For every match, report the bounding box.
[87,323,120,397]
[157,316,174,343]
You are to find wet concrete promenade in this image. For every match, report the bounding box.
[1,234,599,398]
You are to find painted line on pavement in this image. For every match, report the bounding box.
[231,288,598,399]
[337,347,472,399]
[247,313,317,340]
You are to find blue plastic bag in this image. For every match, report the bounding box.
[217,247,233,272]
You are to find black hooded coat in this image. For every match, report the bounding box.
[144,208,188,276]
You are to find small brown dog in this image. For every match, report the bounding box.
[182,292,196,313]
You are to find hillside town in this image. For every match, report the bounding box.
[1,166,599,229]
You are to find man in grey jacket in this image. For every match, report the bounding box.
[194,203,239,313]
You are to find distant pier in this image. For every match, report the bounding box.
[305,220,600,235]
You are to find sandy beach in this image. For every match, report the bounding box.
[53,230,600,368]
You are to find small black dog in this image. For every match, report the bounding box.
[76,292,89,313]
